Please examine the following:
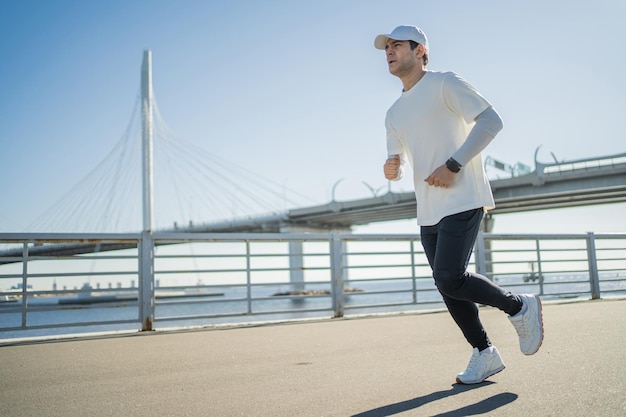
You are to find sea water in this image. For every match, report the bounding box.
[1,272,624,340]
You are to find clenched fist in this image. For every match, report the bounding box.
[424,164,457,188]
[384,155,403,180]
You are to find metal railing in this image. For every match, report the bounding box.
[475,232,626,299]
[536,152,626,177]
[1,232,625,339]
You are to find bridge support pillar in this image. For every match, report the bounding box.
[481,213,495,233]
[288,239,305,293]
[280,224,351,293]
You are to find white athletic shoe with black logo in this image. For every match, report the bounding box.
[509,294,544,355]
[456,346,505,384]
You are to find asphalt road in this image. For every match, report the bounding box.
[1,298,625,416]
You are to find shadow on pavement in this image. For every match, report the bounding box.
[352,382,518,417]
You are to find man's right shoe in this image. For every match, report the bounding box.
[456,346,505,384]
[509,294,544,355]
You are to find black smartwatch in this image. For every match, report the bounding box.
[446,157,462,173]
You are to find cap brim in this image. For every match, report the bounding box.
[374,34,391,50]
[374,33,418,50]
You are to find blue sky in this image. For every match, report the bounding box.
[1,0,625,234]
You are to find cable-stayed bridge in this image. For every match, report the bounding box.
[17,150,626,235]
[150,149,625,233]
[21,134,625,234]
[2,51,625,261]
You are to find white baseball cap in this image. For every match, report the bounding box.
[374,25,429,51]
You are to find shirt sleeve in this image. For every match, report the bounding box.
[442,72,492,124]
[385,112,407,180]
[385,112,406,156]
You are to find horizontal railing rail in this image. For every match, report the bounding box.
[1,232,625,339]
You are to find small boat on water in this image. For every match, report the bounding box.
[0,295,19,304]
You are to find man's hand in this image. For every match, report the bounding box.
[384,155,401,180]
[424,164,457,188]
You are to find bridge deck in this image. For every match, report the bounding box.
[287,159,626,227]
[2,298,625,416]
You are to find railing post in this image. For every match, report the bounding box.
[410,240,417,304]
[330,233,344,318]
[139,232,155,330]
[586,232,601,299]
[535,239,545,296]
[21,242,28,328]
[246,240,252,315]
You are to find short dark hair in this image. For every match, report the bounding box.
[408,40,428,66]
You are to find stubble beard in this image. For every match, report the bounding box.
[389,58,415,79]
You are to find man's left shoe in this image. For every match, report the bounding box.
[509,294,544,355]
[456,346,505,384]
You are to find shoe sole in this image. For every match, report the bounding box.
[524,295,544,355]
[455,364,506,385]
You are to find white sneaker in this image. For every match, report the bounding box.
[509,294,544,355]
[456,346,505,384]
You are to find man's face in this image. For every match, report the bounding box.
[385,39,419,77]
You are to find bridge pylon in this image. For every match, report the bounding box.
[140,50,155,330]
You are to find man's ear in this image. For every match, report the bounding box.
[415,44,425,59]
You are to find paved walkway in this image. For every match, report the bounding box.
[1,298,625,417]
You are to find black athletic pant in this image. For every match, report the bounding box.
[420,208,522,351]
